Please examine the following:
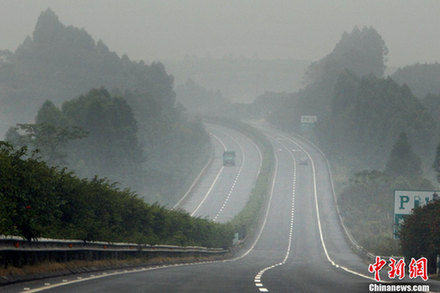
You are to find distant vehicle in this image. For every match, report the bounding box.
[223,151,236,166]
[300,158,308,165]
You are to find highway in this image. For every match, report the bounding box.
[3,123,439,292]
[174,123,262,223]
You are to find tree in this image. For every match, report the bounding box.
[385,132,422,178]
[6,123,87,167]
[270,26,389,132]
[62,88,145,189]
[36,100,67,126]
[0,142,62,240]
[392,63,440,99]
[433,143,440,184]
[316,73,436,171]
[0,10,210,203]
[400,200,440,273]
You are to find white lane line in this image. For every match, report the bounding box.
[279,132,375,281]
[190,133,226,216]
[172,141,214,210]
[253,135,297,292]
[213,131,246,221]
[191,165,224,216]
[20,263,211,293]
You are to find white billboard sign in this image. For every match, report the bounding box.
[393,190,439,238]
[394,190,438,215]
[300,115,317,124]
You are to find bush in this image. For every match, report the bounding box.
[0,141,233,247]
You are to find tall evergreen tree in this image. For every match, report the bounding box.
[432,143,440,184]
[385,132,422,178]
[35,100,67,126]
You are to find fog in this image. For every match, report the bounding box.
[1,0,440,67]
[2,0,440,278]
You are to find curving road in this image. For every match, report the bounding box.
[4,123,440,293]
[174,123,262,223]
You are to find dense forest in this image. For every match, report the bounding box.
[264,26,438,172]
[175,79,230,116]
[0,9,209,204]
[391,63,440,99]
[268,27,388,132]
[317,72,436,171]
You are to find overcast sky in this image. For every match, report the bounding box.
[1,0,439,67]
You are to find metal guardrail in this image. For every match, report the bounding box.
[0,236,228,286]
[0,235,228,254]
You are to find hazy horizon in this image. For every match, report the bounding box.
[1,1,439,68]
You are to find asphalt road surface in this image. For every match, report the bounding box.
[175,123,262,223]
[3,123,439,293]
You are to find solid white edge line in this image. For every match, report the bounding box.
[190,133,226,216]
[190,165,224,216]
[172,142,213,210]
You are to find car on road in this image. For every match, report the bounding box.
[223,151,236,166]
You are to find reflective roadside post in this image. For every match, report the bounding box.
[437,255,440,276]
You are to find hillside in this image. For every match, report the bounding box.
[0,9,209,203]
[268,26,388,130]
[391,63,440,99]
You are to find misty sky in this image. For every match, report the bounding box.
[1,0,439,67]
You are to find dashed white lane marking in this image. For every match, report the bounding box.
[213,131,246,222]
[254,136,297,293]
